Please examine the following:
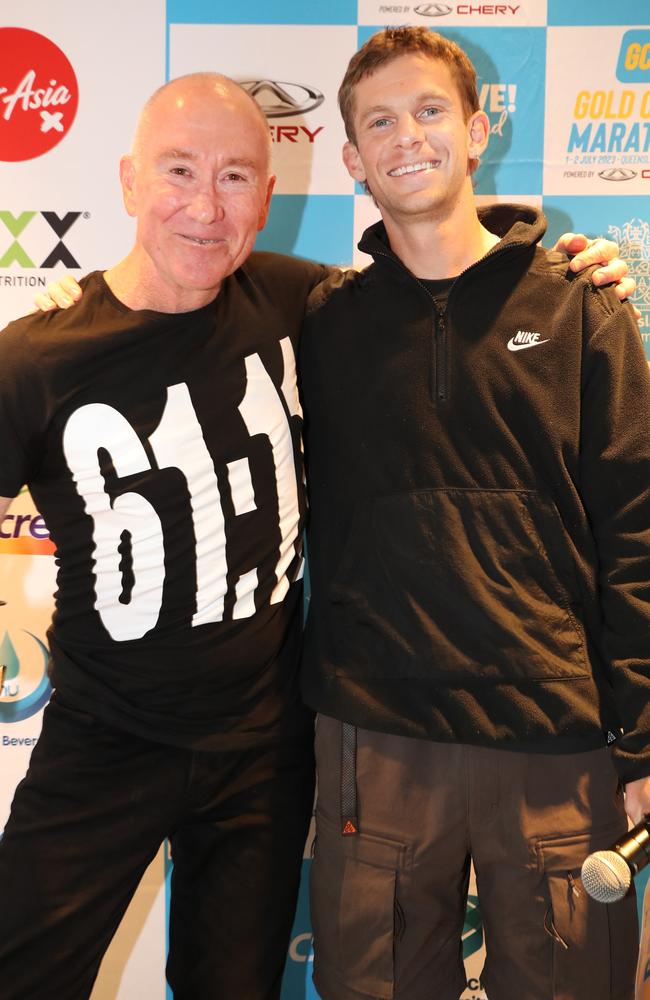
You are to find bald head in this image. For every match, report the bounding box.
[132,72,272,176]
[114,70,276,312]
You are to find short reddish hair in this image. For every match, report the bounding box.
[338,27,480,145]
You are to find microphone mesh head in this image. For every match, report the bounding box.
[581,851,631,903]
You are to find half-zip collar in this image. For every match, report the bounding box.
[357,202,546,290]
[356,204,547,404]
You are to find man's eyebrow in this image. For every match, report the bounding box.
[359,91,451,124]
[358,105,393,124]
[156,149,259,170]
[220,157,260,170]
[415,90,451,105]
[158,147,198,162]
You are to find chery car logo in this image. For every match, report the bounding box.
[598,167,637,181]
[239,80,324,117]
[414,3,453,15]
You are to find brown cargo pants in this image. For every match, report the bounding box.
[311,715,638,1000]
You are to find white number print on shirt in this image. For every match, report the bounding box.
[62,341,302,641]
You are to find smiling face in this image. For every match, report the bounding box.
[120,76,274,312]
[342,53,488,231]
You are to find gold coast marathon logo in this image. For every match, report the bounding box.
[0,622,51,723]
[0,27,79,162]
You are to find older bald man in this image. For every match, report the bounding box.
[0,73,331,1000]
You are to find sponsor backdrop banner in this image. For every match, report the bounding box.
[0,2,648,998]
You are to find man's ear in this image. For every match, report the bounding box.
[258,174,276,231]
[119,155,137,218]
[342,141,367,184]
[467,110,490,162]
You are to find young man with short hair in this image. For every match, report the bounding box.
[301,28,648,999]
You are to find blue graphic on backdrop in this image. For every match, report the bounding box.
[256,195,354,264]
[167,0,357,24]
[165,844,172,1000]
[281,860,319,1000]
[549,0,650,27]
[616,30,650,84]
[638,866,650,930]
[358,25,546,195]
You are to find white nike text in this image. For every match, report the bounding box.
[507,330,549,352]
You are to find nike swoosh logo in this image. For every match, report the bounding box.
[507,338,550,352]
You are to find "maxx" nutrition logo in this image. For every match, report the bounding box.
[0,210,82,268]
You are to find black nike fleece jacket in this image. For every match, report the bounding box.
[300,203,650,783]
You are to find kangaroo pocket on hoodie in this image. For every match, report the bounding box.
[328,488,589,683]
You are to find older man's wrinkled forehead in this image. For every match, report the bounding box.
[131,72,272,172]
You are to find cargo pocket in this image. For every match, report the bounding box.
[539,831,638,1000]
[311,817,405,999]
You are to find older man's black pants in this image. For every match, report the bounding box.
[0,692,315,999]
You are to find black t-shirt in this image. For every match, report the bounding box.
[419,275,455,310]
[0,254,331,748]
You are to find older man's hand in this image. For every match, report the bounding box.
[554,232,640,320]
[34,274,83,312]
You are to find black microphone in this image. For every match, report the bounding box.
[581,818,650,903]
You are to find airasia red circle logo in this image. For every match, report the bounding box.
[0,28,78,162]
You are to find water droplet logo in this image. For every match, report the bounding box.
[0,629,51,722]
